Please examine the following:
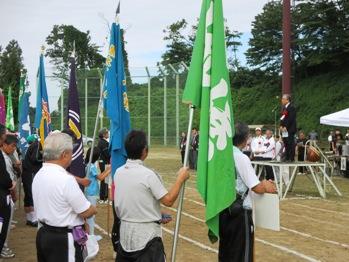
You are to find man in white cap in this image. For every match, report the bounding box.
[251,127,265,161]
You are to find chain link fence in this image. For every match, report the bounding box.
[46,62,194,147]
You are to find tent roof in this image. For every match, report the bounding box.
[320,108,349,127]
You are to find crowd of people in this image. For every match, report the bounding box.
[0,93,347,261]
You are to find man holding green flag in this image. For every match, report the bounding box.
[6,87,14,131]
[180,1,277,262]
[182,0,236,240]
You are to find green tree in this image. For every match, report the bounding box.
[0,40,25,125]
[161,19,242,68]
[246,1,283,73]
[296,0,349,74]
[161,19,193,66]
[45,25,105,79]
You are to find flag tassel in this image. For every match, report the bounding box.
[171,105,195,262]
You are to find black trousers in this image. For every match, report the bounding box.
[116,237,166,262]
[263,157,274,180]
[284,135,295,161]
[219,208,254,262]
[36,226,83,262]
[0,195,11,251]
[99,161,108,201]
[22,172,34,207]
[180,150,185,164]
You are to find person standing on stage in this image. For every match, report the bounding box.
[179,132,187,164]
[97,128,110,203]
[33,133,96,262]
[251,127,265,161]
[219,122,276,262]
[280,94,297,162]
[114,130,189,261]
[262,129,276,180]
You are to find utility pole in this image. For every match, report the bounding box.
[282,0,292,95]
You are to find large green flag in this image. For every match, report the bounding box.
[6,87,15,131]
[182,0,236,238]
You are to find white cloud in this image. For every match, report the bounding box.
[0,0,269,110]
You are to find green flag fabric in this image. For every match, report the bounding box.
[182,0,236,239]
[18,72,26,120]
[6,87,15,131]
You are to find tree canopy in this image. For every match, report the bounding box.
[45,24,105,79]
[0,40,25,125]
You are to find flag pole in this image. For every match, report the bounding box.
[171,104,195,262]
[86,69,104,177]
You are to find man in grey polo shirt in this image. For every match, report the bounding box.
[114,130,189,261]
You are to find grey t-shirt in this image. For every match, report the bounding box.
[114,159,168,222]
[114,159,168,252]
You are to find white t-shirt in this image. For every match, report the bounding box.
[251,136,265,157]
[2,151,15,181]
[32,163,90,227]
[262,137,276,159]
[233,147,260,209]
[114,159,168,222]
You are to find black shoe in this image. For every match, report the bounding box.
[26,220,38,227]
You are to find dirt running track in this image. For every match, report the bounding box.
[8,147,349,261]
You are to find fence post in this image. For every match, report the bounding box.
[60,79,64,130]
[145,67,151,146]
[97,68,104,130]
[168,64,180,147]
[158,65,167,146]
[85,72,88,136]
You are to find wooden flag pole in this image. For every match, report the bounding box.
[171,105,195,262]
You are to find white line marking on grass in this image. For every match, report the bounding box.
[95,224,111,237]
[281,211,343,228]
[167,206,322,261]
[183,197,205,207]
[162,206,205,223]
[161,227,218,254]
[288,203,349,217]
[255,238,321,262]
[281,226,349,249]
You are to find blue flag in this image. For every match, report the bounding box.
[18,91,31,156]
[66,56,85,178]
[104,22,131,175]
[34,54,52,146]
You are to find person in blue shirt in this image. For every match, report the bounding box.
[85,147,111,238]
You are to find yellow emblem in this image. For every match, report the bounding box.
[123,92,129,112]
[68,119,82,139]
[105,45,116,68]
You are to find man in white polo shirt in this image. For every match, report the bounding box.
[114,130,189,261]
[32,132,96,262]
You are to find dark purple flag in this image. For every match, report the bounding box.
[66,57,85,178]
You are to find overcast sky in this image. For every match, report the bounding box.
[0,0,269,110]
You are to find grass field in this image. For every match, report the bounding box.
[9,147,349,261]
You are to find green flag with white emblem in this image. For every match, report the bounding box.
[6,87,15,131]
[182,0,236,239]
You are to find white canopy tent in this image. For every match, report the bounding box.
[320,108,349,127]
